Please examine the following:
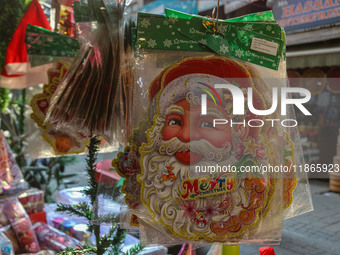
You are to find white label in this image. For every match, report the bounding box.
[250,37,279,56]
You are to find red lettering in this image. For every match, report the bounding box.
[208,179,218,190]
[312,13,319,21]
[282,5,295,18]
[323,0,335,8]
[304,1,313,12]
[295,16,304,24]
[181,179,199,199]
[319,10,327,19]
[291,16,302,25]
[226,178,234,191]
[278,19,292,27]
[304,13,313,22]
[332,7,339,17]
[314,0,323,10]
[295,3,304,14]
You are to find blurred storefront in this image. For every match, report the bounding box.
[269,0,340,168]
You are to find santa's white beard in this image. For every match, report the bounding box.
[139,117,243,238]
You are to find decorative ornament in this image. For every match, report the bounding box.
[30,60,90,155]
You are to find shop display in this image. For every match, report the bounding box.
[0,131,27,195]
[0,0,52,89]
[72,224,91,243]
[3,198,40,253]
[50,215,90,241]
[110,9,312,246]
[287,70,302,88]
[302,68,327,95]
[0,232,14,255]
[18,189,45,214]
[27,59,119,158]
[327,67,340,94]
[45,0,127,143]
[33,222,81,252]
[0,0,326,250]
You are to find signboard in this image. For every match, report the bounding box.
[140,0,197,15]
[273,0,340,33]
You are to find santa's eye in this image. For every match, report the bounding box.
[168,119,182,126]
[200,121,214,128]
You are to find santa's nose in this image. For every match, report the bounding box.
[178,123,190,143]
[178,123,200,143]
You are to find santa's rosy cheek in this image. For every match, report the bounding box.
[162,126,180,141]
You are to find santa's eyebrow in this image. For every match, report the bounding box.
[203,108,225,119]
[164,104,185,116]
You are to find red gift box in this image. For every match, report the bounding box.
[29,211,47,225]
[18,189,44,214]
[95,160,121,185]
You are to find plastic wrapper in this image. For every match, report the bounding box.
[2,198,40,253]
[18,189,45,215]
[0,131,27,195]
[44,203,140,248]
[45,0,128,143]
[25,60,119,159]
[0,231,14,255]
[106,9,313,247]
[33,222,82,252]
[0,205,20,254]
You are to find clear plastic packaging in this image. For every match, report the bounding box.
[0,131,27,195]
[0,231,14,255]
[18,189,45,214]
[2,198,40,253]
[45,0,127,143]
[33,222,82,252]
[25,60,120,159]
[112,9,313,247]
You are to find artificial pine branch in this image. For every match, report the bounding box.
[84,136,101,253]
[56,202,93,220]
[57,135,143,254]
[97,182,123,201]
[124,243,144,255]
[93,213,118,224]
[83,136,101,204]
[108,226,126,254]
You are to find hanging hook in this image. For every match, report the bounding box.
[216,0,220,34]
[202,0,220,35]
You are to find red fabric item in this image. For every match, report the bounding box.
[95,169,121,185]
[148,57,251,102]
[0,0,51,88]
[28,211,47,225]
[259,246,275,255]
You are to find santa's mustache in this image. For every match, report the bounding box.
[154,137,231,162]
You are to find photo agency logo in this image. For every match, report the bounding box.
[200,84,312,128]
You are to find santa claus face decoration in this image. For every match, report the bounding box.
[134,56,296,242]
[161,99,233,165]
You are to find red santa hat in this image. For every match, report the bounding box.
[147,57,267,141]
[0,0,52,89]
[148,57,264,118]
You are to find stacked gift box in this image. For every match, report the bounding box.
[0,130,88,254]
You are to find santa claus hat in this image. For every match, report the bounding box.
[0,0,51,89]
[148,57,263,119]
